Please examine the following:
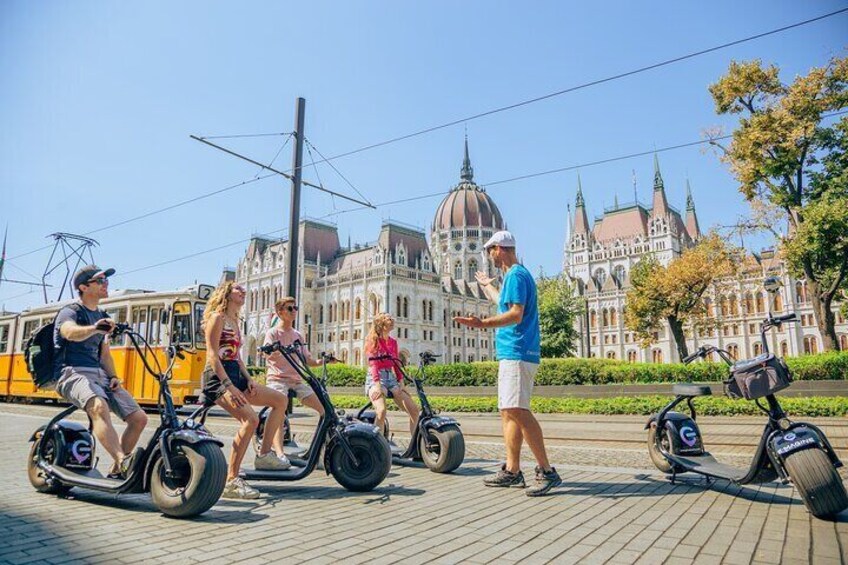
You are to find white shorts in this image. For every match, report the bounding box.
[266,378,314,399]
[498,360,537,410]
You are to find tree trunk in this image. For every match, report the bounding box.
[807,279,840,352]
[667,315,689,361]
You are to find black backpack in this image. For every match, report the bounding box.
[24,303,82,388]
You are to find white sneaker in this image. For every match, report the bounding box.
[255,451,292,471]
[221,477,260,500]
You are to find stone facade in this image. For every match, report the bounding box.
[563,157,848,363]
[227,141,500,367]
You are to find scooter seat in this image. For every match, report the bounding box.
[672,384,712,397]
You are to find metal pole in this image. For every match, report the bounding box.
[287,97,306,305]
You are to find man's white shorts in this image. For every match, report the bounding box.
[498,360,538,410]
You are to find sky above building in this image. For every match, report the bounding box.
[1,1,845,312]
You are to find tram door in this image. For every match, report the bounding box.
[128,304,167,404]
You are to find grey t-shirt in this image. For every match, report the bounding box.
[54,303,110,368]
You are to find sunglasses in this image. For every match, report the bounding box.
[231,286,246,293]
[87,277,109,285]
[279,305,299,313]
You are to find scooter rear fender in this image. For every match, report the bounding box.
[323,423,382,476]
[142,429,224,490]
[422,416,460,431]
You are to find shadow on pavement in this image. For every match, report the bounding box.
[0,506,96,561]
[555,474,801,508]
[254,482,426,504]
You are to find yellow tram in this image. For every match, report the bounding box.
[0,284,215,407]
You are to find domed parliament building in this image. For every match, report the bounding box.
[226,140,503,366]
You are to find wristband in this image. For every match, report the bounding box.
[221,378,233,388]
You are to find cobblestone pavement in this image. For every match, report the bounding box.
[1,406,847,564]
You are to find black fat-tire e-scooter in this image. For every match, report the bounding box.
[219,340,391,491]
[27,324,227,518]
[646,281,848,520]
[355,352,465,474]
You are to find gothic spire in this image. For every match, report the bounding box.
[685,178,701,239]
[460,134,474,182]
[651,154,669,217]
[686,178,695,211]
[573,174,589,234]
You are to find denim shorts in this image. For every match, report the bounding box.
[365,369,400,396]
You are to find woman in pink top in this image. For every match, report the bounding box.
[365,313,419,436]
[262,297,331,465]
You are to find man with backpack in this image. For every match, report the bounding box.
[53,265,148,478]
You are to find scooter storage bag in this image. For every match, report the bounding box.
[726,353,792,400]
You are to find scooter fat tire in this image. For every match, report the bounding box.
[150,441,227,518]
[419,424,465,474]
[783,447,848,520]
[647,423,684,475]
[28,437,73,496]
[329,433,391,492]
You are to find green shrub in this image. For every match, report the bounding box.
[247,351,848,387]
[327,394,848,417]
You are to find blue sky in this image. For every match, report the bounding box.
[1,1,846,311]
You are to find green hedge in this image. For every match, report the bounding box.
[248,351,848,386]
[327,394,848,417]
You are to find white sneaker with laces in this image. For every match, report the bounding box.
[255,451,291,471]
[222,477,260,500]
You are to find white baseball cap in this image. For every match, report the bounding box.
[483,230,516,249]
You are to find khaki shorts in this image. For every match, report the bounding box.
[56,366,142,421]
[266,378,314,399]
[498,360,538,410]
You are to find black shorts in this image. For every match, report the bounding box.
[201,360,248,403]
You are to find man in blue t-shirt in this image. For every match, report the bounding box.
[455,231,561,496]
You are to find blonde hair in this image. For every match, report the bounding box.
[274,296,296,311]
[203,281,241,328]
[365,312,394,354]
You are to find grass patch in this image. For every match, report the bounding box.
[327,394,848,417]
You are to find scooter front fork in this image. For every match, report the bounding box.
[334,430,360,467]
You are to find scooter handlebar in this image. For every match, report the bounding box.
[682,346,707,365]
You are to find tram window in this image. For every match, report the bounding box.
[22,319,40,345]
[132,307,148,342]
[149,306,162,345]
[0,324,9,353]
[195,303,206,348]
[105,307,127,346]
[172,301,193,345]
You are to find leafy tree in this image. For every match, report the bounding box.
[707,57,848,350]
[624,234,734,361]
[536,272,583,358]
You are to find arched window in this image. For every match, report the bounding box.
[613,265,626,287]
[703,297,714,317]
[602,308,609,327]
[727,344,739,359]
[319,305,324,324]
[606,351,616,359]
[403,297,409,319]
[594,269,607,288]
[720,296,729,317]
[355,299,362,320]
[651,349,664,363]
[354,348,361,366]
[454,261,463,280]
[773,291,784,312]
[729,296,739,316]
[753,342,762,356]
[397,248,406,266]
[396,296,402,316]
[744,293,754,315]
[755,292,765,313]
[840,335,848,351]
[454,353,461,363]
[590,310,598,329]
[468,259,478,281]
[341,349,349,363]
[796,281,808,304]
[780,341,789,357]
[610,308,618,327]
[627,350,637,362]
[428,301,434,322]
[803,336,818,355]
